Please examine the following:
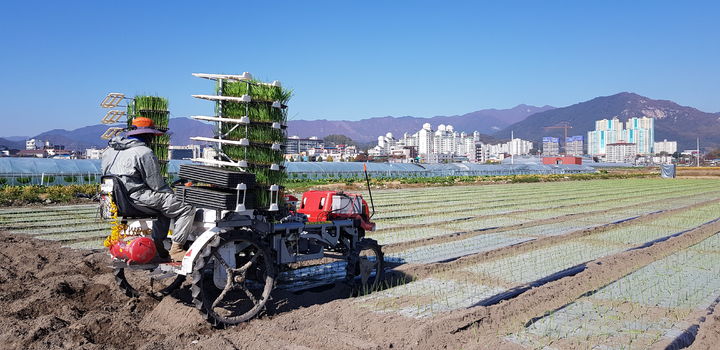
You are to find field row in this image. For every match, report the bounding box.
[371,180,688,218]
[358,200,720,319]
[279,184,719,289]
[508,233,720,349]
[371,180,717,230]
[370,184,720,247]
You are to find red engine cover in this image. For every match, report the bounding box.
[297,190,375,231]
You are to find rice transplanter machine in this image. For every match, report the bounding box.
[99,73,384,327]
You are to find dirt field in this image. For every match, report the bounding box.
[2,179,720,349]
[677,167,720,177]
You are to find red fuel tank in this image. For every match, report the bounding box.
[110,236,156,264]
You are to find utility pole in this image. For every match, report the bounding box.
[511,130,514,165]
[697,137,700,167]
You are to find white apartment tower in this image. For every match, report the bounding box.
[373,123,532,163]
[624,117,654,155]
[417,123,434,156]
[588,116,654,156]
[587,117,624,155]
[654,139,677,155]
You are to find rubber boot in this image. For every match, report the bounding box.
[154,239,170,261]
[169,242,187,262]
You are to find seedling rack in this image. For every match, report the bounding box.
[98,93,172,179]
[190,72,291,210]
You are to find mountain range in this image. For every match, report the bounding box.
[1,119,215,151]
[1,92,718,152]
[286,104,554,142]
[495,92,720,150]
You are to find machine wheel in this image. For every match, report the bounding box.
[114,268,140,298]
[113,266,186,299]
[190,230,276,328]
[346,238,385,294]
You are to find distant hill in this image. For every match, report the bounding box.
[3,136,28,142]
[3,118,215,151]
[287,104,554,142]
[495,92,720,150]
[5,95,719,152]
[0,138,24,150]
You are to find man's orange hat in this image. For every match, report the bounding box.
[132,117,155,128]
[127,117,165,136]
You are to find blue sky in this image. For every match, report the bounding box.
[0,1,718,136]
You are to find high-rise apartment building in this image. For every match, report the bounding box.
[285,136,324,154]
[588,117,654,157]
[371,124,531,163]
[542,137,560,155]
[654,139,677,155]
[417,123,434,156]
[587,117,624,156]
[565,136,584,156]
[606,142,638,163]
[624,117,654,155]
[507,138,534,155]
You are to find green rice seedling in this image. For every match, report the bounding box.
[224,146,285,166]
[236,103,285,123]
[219,80,291,123]
[247,125,285,144]
[124,95,171,179]
[221,124,285,144]
[245,146,284,165]
[250,165,287,185]
[251,185,286,208]
[206,77,292,210]
[127,95,170,128]
[221,80,292,103]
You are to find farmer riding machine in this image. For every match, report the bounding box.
[99,73,384,327]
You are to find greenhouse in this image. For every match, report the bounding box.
[0,158,598,186]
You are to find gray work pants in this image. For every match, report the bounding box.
[131,190,195,244]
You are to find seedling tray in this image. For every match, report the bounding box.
[179,164,256,189]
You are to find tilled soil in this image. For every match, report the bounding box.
[2,221,720,349]
[0,231,417,350]
[0,231,165,350]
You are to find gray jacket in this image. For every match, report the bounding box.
[101,136,171,195]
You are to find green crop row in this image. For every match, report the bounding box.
[0,184,98,206]
[283,171,657,191]
[396,172,655,185]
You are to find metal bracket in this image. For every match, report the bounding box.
[235,183,247,211]
[101,110,126,124]
[100,127,124,140]
[100,93,126,108]
[269,184,279,211]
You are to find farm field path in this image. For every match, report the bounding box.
[1,178,720,349]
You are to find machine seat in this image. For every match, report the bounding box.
[101,175,162,219]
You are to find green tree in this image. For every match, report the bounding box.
[705,148,720,160]
[323,134,355,147]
